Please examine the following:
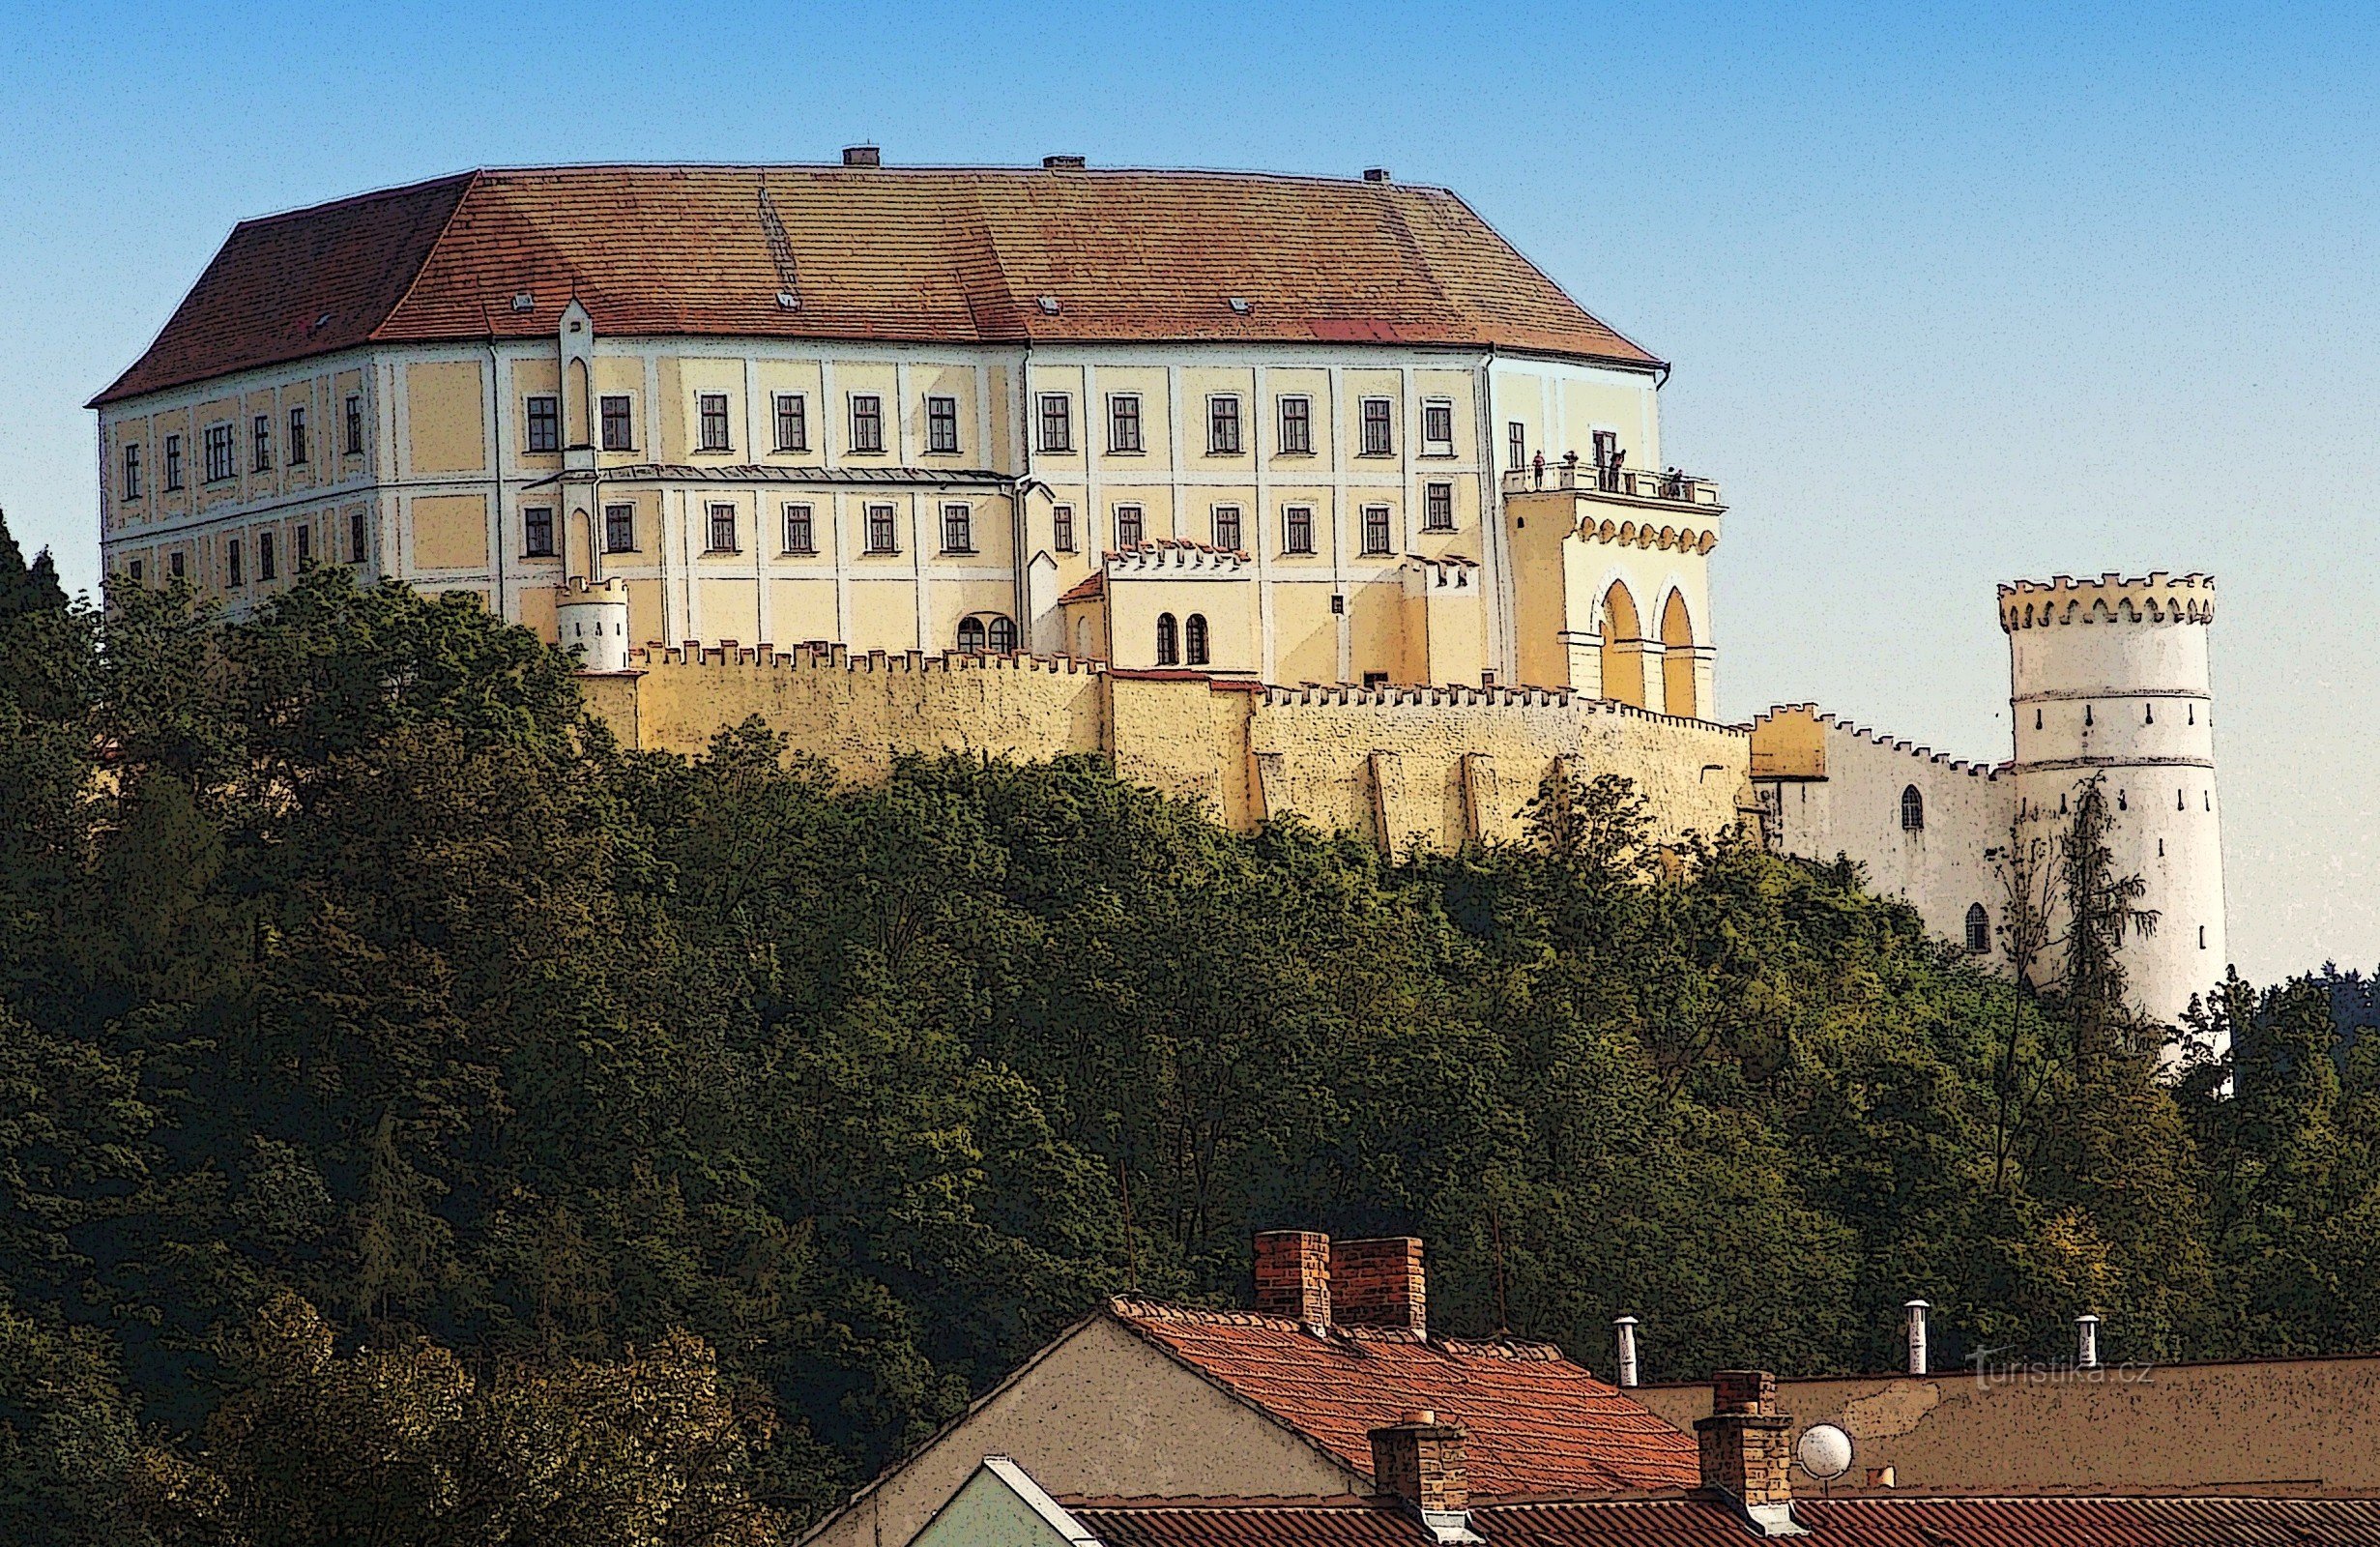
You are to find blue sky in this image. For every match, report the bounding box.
[3,1,2374,982]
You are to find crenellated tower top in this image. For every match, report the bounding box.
[1998,571,2216,633]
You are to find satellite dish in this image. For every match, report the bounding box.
[1795,1423,1854,1482]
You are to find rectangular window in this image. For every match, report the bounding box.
[926,395,960,454]
[287,407,308,466]
[122,443,142,500]
[294,523,311,568]
[205,423,236,482]
[605,504,636,553]
[1038,393,1073,452]
[1423,482,1455,531]
[257,530,276,581]
[128,559,143,582]
[1422,399,1454,454]
[251,415,273,472]
[526,395,560,453]
[698,394,732,452]
[781,503,813,554]
[1278,395,1312,454]
[1115,504,1144,547]
[1207,395,1242,454]
[1107,394,1143,453]
[707,503,739,553]
[1360,397,1394,456]
[849,394,884,453]
[1507,421,1526,471]
[1361,504,1392,554]
[769,394,805,453]
[226,539,244,586]
[349,511,366,565]
[1211,505,1242,552]
[344,394,363,454]
[163,434,184,490]
[1052,505,1076,552]
[523,505,556,557]
[941,503,973,552]
[1284,505,1315,554]
[601,394,634,452]
[865,504,898,553]
[170,549,186,580]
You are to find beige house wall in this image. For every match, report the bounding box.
[801,1315,1359,1547]
[1636,1357,2380,1492]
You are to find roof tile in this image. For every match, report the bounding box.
[97,163,1658,405]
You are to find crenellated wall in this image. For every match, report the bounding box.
[1753,704,2013,960]
[578,650,1757,854]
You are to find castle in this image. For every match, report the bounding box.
[89,153,2225,1029]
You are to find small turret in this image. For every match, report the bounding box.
[556,576,631,674]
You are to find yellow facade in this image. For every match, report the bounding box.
[95,300,1739,824]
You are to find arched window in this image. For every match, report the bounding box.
[956,616,987,653]
[1155,612,1178,666]
[1184,613,1209,666]
[1901,784,1925,832]
[1965,903,1990,953]
[1659,589,1697,718]
[1599,581,1644,707]
[986,615,1017,654]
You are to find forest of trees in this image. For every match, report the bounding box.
[3,512,2379,1544]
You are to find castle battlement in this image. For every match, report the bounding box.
[628,642,1103,676]
[1998,571,2216,630]
[1751,703,2004,782]
[1262,682,1749,735]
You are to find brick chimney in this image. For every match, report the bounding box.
[1694,1371,1798,1535]
[1370,1410,1466,1511]
[1331,1236,1426,1336]
[1253,1230,1331,1326]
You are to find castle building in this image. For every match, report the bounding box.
[91,152,1721,710]
[90,154,2226,1031]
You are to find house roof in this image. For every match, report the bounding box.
[1106,1299,1698,1496]
[1060,1491,2380,1546]
[1057,572,1106,604]
[94,161,1660,406]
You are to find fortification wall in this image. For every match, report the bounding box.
[1755,705,2014,956]
[1250,685,1754,853]
[579,645,1110,777]
[580,651,1756,854]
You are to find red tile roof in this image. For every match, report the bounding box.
[1057,572,1106,604]
[1107,1299,1698,1496]
[1065,1491,2380,1547]
[94,163,1659,405]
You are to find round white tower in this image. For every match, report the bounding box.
[2000,572,2224,1036]
[556,576,631,674]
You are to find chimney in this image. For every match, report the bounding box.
[1331,1237,1426,1336]
[1253,1230,1331,1326]
[1694,1371,1797,1533]
[1904,1299,1930,1376]
[841,144,881,167]
[1371,1410,1476,1539]
[1613,1315,1640,1387]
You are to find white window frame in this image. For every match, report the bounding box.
[1107,394,1144,454]
[1421,398,1455,456]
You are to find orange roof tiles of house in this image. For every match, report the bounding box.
[93,162,1660,406]
[1108,1298,1698,1497]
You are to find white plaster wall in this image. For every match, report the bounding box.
[1768,719,2014,960]
[2009,611,2225,1028]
